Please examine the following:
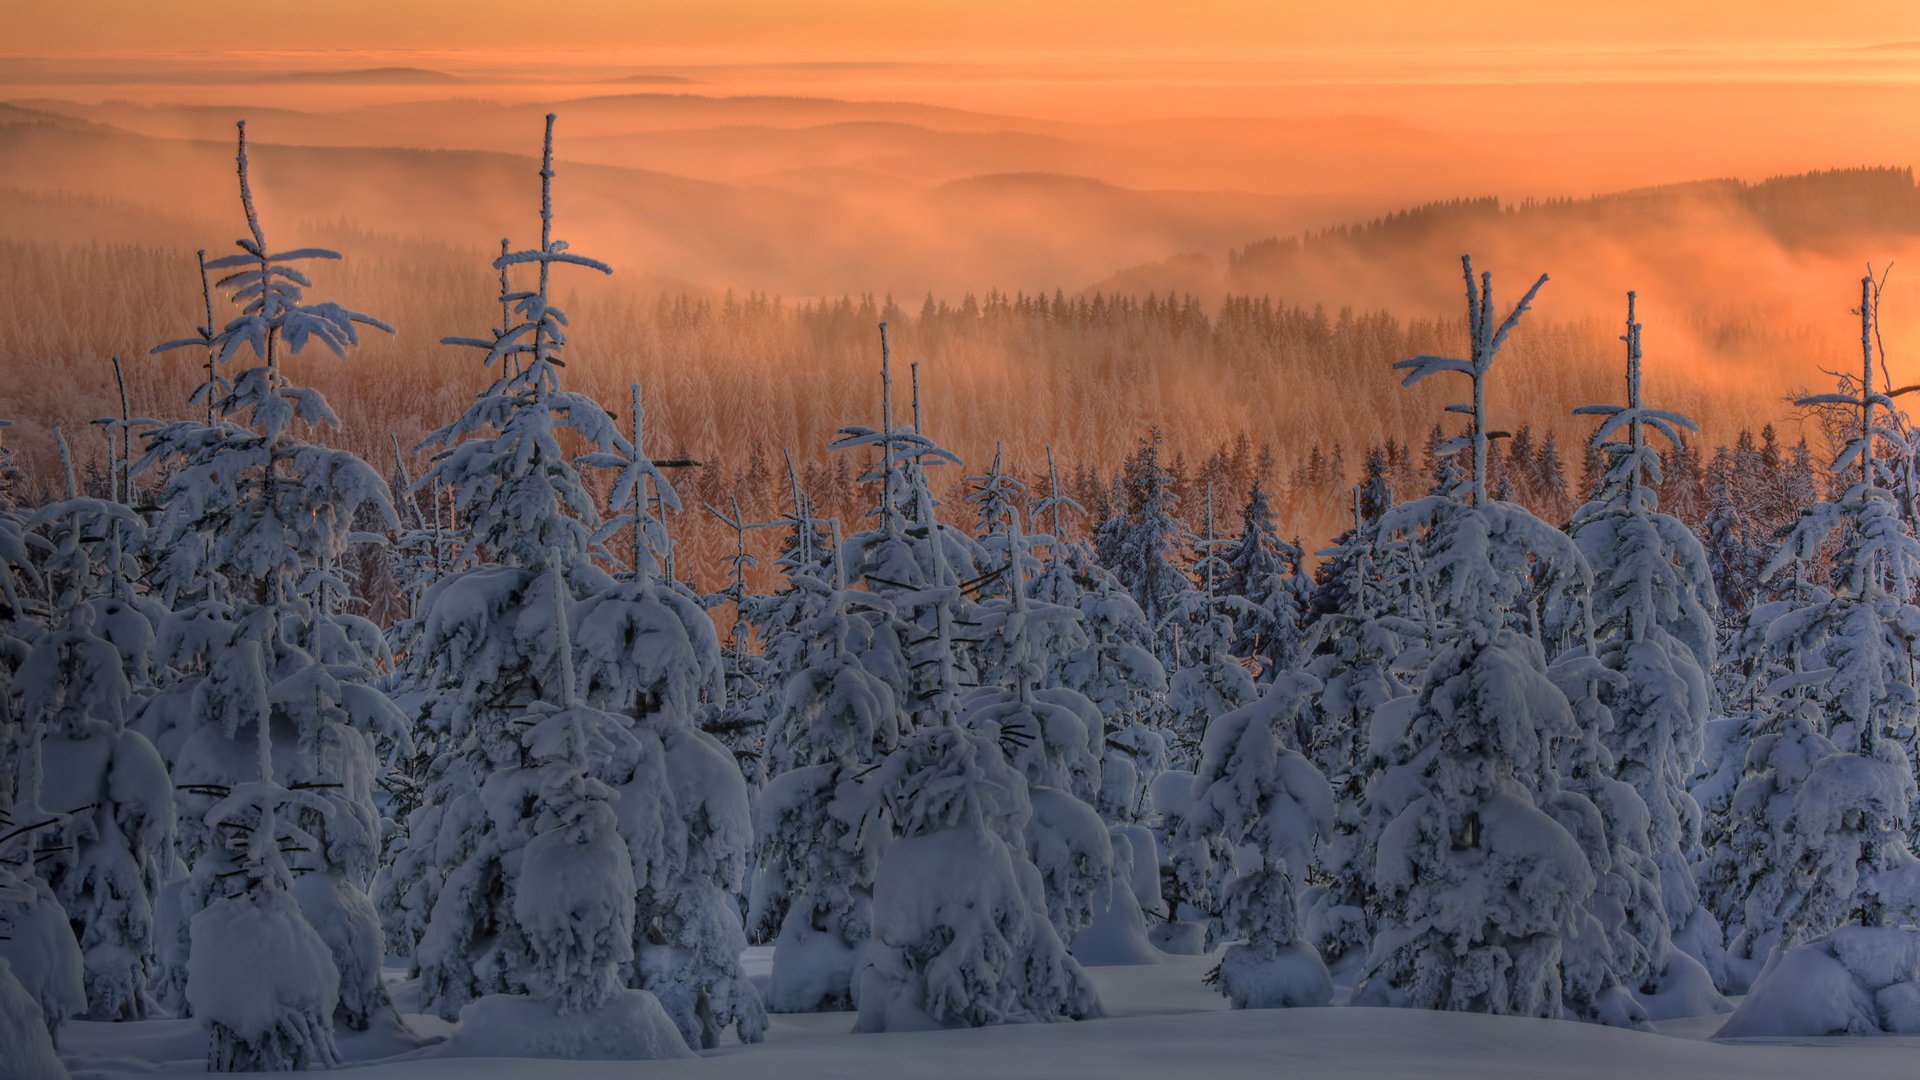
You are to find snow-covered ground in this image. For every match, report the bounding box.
[56,950,1920,1080]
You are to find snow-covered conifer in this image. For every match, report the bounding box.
[855,723,1103,1031]
[963,499,1113,945]
[1298,488,1418,969]
[1221,478,1312,680]
[380,113,629,1018]
[1354,257,1602,1020]
[1107,432,1193,666]
[11,597,174,1021]
[0,830,87,1044]
[1162,481,1257,768]
[133,121,400,1027]
[1568,292,1726,1002]
[1179,677,1336,1007]
[391,120,763,1054]
[186,774,342,1071]
[575,382,767,1049]
[823,352,1105,1031]
[1720,273,1920,981]
[751,544,903,1012]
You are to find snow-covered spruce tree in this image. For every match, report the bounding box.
[134,121,401,1029]
[1542,651,1670,1028]
[962,491,1115,949]
[1693,456,1819,943]
[1222,477,1312,682]
[186,766,343,1071]
[574,382,766,1049]
[841,352,1102,1032]
[392,118,762,1050]
[1720,274,1920,980]
[1297,487,1419,970]
[1567,292,1727,1006]
[1352,257,1606,1021]
[441,564,692,1060]
[1179,674,1336,1007]
[1109,432,1196,669]
[1705,581,1838,989]
[1022,450,1167,958]
[750,337,967,1017]
[10,432,176,1022]
[0,823,87,1048]
[382,114,635,1021]
[1162,480,1258,769]
[751,529,905,1013]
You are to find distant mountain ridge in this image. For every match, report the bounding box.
[1227,167,1920,288]
[255,67,462,84]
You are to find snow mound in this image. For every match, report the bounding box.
[442,989,695,1060]
[0,957,69,1080]
[1718,926,1920,1037]
[1214,940,1333,1010]
[1635,948,1729,1022]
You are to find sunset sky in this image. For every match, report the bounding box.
[14,0,1920,65]
[8,0,1920,530]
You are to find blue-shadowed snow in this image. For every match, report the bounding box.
[53,949,1920,1080]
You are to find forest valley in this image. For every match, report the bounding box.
[7,112,1920,1077]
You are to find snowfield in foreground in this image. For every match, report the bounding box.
[56,953,1920,1080]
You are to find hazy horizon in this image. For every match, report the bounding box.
[9,1,1920,555]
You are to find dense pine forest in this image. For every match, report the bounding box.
[9,110,1920,1079]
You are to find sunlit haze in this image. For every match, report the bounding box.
[8,0,1920,547]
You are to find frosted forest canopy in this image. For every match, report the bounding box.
[9,110,1920,1078]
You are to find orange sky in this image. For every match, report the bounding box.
[10,0,1920,520]
[14,0,1920,60]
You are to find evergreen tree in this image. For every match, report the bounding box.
[1220,478,1311,680]
[388,119,758,1055]
[1179,676,1336,1008]
[1354,257,1605,1021]
[134,121,402,1041]
[1108,431,1193,665]
[1568,292,1727,1005]
[1721,274,1920,982]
